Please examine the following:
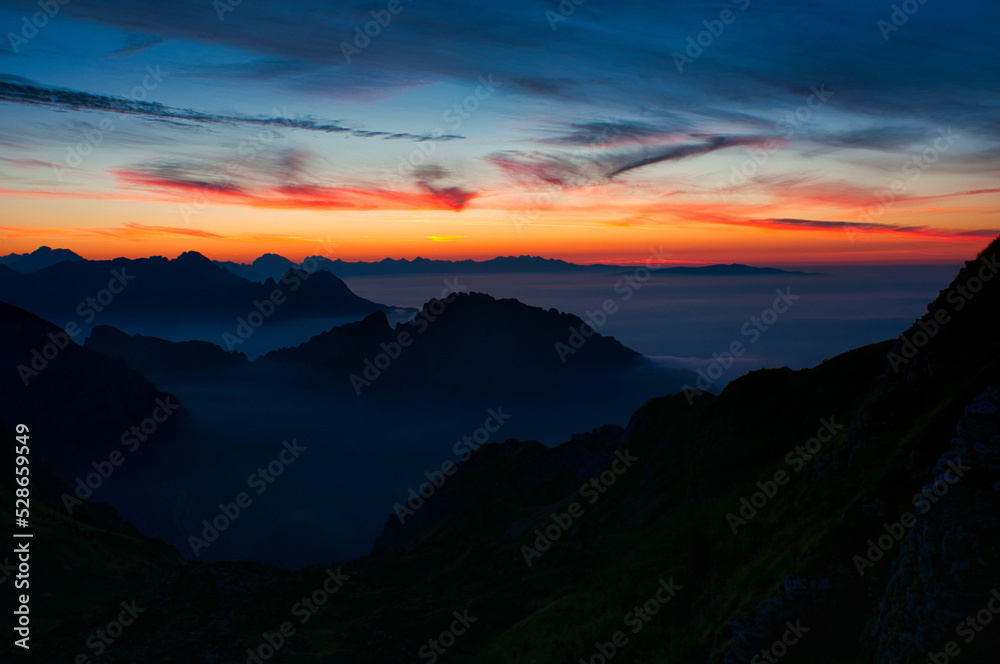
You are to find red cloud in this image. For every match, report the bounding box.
[111,170,477,211]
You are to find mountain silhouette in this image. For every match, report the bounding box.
[0,251,394,329]
[86,325,250,375]
[263,291,690,394]
[214,253,818,281]
[215,252,298,282]
[82,290,694,402]
[0,300,193,477]
[4,236,998,663]
[0,245,84,272]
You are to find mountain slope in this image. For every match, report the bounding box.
[86,325,250,375]
[263,291,692,394]
[0,300,194,477]
[7,237,998,663]
[0,252,393,329]
[0,245,84,272]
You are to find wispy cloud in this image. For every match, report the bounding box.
[0,79,462,142]
[534,120,686,147]
[110,167,478,211]
[750,217,1000,238]
[0,156,62,169]
[489,135,772,188]
[100,35,166,59]
[104,223,225,238]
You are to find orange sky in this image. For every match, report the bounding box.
[2,0,998,269]
[1,187,996,266]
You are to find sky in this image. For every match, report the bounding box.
[0,0,998,265]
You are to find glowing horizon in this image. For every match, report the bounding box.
[1,0,997,266]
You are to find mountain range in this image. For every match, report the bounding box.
[0,245,83,272]
[214,253,818,282]
[70,287,697,566]
[0,250,398,333]
[0,247,821,281]
[0,236,997,662]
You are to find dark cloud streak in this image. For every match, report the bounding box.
[0,79,462,142]
[489,135,773,188]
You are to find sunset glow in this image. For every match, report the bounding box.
[0,0,997,265]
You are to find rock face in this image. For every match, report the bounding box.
[865,392,1000,663]
[721,390,1000,664]
[719,237,1000,664]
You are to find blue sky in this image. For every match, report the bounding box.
[1,0,998,263]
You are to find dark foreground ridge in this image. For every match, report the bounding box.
[0,236,997,662]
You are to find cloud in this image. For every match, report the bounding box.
[605,136,770,178]
[0,79,462,142]
[109,223,226,238]
[412,165,476,211]
[0,156,62,169]
[534,119,686,148]
[110,166,478,211]
[425,235,465,242]
[0,223,306,243]
[908,187,1000,203]
[734,175,902,209]
[615,203,1000,241]
[101,35,166,59]
[752,217,1000,238]
[489,135,772,188]
[808,126,932,152]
